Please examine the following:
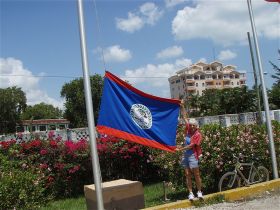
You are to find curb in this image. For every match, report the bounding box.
[143,178,280,210]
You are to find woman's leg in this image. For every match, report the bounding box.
[185,168,193,192]
[192,167,202,192]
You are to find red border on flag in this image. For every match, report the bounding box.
[105,71,181,105]
[97,125,176,152]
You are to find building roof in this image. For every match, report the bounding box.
[19,119,70,125]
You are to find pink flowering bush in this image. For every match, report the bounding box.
[150,121,280,194]
[1,121,279,208]
[97,135,159,182]
[0,132,156,209]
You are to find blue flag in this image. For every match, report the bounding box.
[97,71,180,152]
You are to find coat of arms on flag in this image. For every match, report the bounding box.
[97,71,181,152]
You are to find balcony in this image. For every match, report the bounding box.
[186,86,196,90]
[186,80,195,84]
[205,85,216,89]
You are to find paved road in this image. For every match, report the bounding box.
[188,190,280,210]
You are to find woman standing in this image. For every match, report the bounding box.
[176,101,203,200]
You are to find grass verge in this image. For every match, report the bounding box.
[39,182,187,210]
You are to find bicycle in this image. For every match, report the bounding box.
[218,154,269,192]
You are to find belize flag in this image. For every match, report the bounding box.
[97,71,181,152]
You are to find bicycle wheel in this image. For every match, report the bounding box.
[251,166,269,183]
[218,172,240,192]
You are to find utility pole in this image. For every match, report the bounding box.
[247,32,262,125]
[247,0,278,179]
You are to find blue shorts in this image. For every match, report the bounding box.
[181,153,199,169]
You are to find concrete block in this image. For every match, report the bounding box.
[84,179,145,210]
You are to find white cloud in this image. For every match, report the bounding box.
[0,57,64,109]
[198,58,207,63]
[140,2,164,25]
[218,50,237,61]
[156,45,184,59]
[100,45,132,63]
[165,0,188,8]
[116,12,144,33]
[121,57,192,97]
[116,2,163,33]
[172,0,279,46]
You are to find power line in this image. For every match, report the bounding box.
[0,74,78,78]
[0,74,170,79]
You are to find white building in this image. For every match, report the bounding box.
[168,61,246,99]
[16,119,70,133]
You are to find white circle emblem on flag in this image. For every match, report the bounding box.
[130,104,152,129]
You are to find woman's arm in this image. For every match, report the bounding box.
[175,144,192,151]
[180,99,188,125]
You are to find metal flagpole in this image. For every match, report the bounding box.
[77,0,105,209]
[247,0,279,179]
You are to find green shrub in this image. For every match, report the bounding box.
[0,154,50,210]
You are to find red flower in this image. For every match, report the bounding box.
[39,163,48,169]
[21,142,31,150]
[49,140,58,148]
[48,130,55,139]
[68,165,80,174]
[54,163,65,170]
[0,141,10,149]
[47,176,54,183]
[30,139,41,147]
[40,149,48,155]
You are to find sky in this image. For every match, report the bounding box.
[0,0,279,109]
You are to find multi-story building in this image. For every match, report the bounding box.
[168,61,246,99]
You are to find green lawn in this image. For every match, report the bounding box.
[39,196,87,210]
[39,182,187,210]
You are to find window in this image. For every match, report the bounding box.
[176,79,180,83]
[202,83,205,87]
[59,124,65,129]
[16,126,24,132]
[237,82,239,85]
[196,83,198,87]
[49,125,56,130]
[39,125,46,131]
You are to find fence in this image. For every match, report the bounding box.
[1,110,279,142]
[196,110,280,127]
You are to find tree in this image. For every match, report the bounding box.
[269,49,280,85]
[0,87,27,134]
[191,87,256,116]
[269,84,280,109]
[61,74,103,128]
[199,89,220,116]
[268,49,280,109]
[187,94,201,117]
[21,102,63,120]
